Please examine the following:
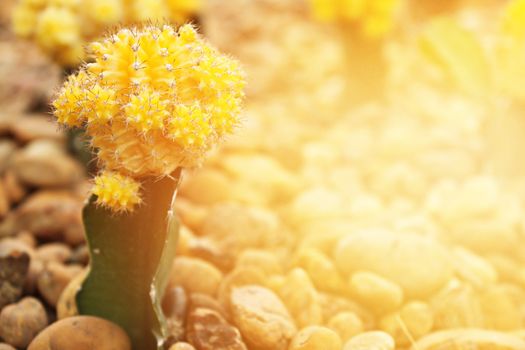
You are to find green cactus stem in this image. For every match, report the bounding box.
[77,174,181,350]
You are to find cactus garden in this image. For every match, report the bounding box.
[2,1,525,350]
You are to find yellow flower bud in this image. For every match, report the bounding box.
[92,172,142,212]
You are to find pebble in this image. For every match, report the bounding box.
[334,229,454,298]
[174,198,207,231]
[186,307,247,350]
[217,267,266,313]
[277,268,323,327]
[10,115,64,143]
[37,262,83,307]
[430,281,484,329]
[412,329,525,349]
[451,247,498,288]
[180,169,234,205]
[35,243,72,263]
[0,39,60,113]
[230,285,296,350]
[479,284,523,330]
[292,248,345,294]
[0,140,15,174]
[219,154,299,205]
[0,181,9,218]
[56,269,87,319]
[14,231,36,248]
[3,170,26,204]
[343,331,395,350]
[69,244,90,265]
[2,190,84,245]
[288,326,342,350]
[188,293,227,319]
[170,257,223,296]
[200,203,281,251]
[185,235,235,271]
[11,140,83,188]
[327,312,364,343]
[319,293,375,331]
[236,249,283,276]
[27,316,131,350]
[23,256,43,294]
[348,271,404,315]
[0,297,48,348]
[169,343,196,350]
[379,301,434,346]
[0,239,30,308]
[162,286,187,342]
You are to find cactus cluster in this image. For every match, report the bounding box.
[309,0,401,38]
[12,0,201,65]
[53,24,245,212]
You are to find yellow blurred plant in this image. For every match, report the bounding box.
[12,0,201,65]
[53,23,245,212]
[415,0,525,101]
[309,0,401,38]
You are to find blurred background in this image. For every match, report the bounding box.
[2,0,525,349]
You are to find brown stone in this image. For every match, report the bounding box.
[230,286,296,350]
[24,258,43,295]
[0,239,30,308]
[35,243,72,263]
[10,115,64,143]
[0,297,48,348]
[56,269,87,319]
[186,307,247,350]
[27,316,131,350]
[189,293,228,318]
[11,140,83,188]
[169,343,196,350]
[14,231,36,248]
[3,170,27,204]
[1,190,84,245]
[37,262,83,307]
[0,140,15,175]
[0,39,60,113]
[0,181,10,218]
[162,286,188,343]
[69,244,90,265]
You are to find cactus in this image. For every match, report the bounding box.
[12,0,201,65]
[52,24,244,349]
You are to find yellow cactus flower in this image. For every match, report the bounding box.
[12,0,202,66]
[309,0,401,38]
[53,24,245,212]
[85,0,124,25]
[12,4,38,36]
[92,172,142,212]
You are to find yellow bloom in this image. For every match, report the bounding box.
[309,0,400,38]
[53,24,245,211]
[12,0,202,66]
[92,172,142,212]
[35,6,80,48]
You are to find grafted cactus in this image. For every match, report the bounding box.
[52,24,245,349]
